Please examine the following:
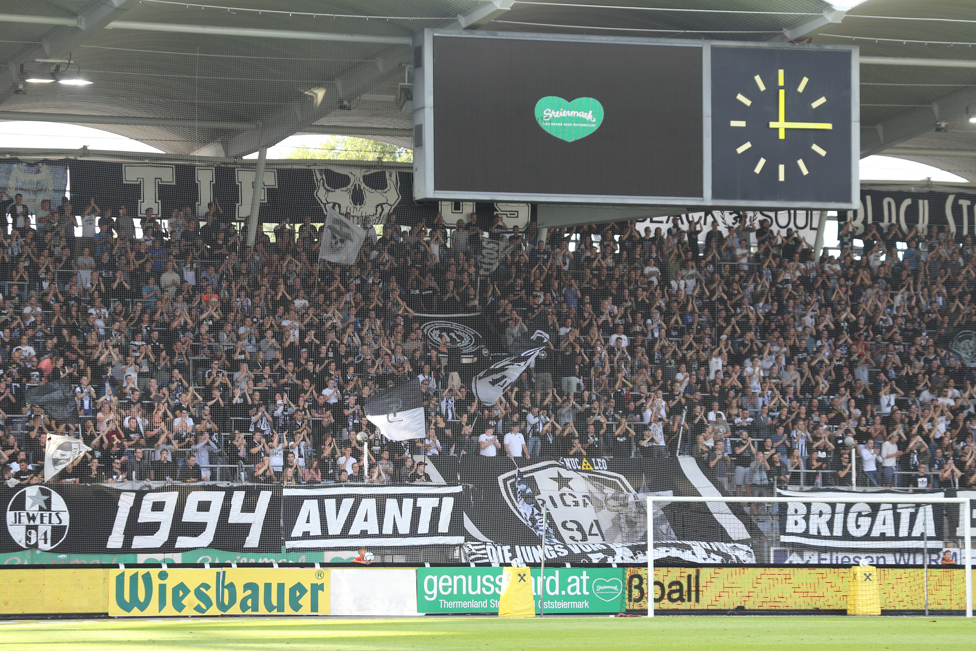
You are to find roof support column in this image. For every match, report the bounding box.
[245,147,267,248]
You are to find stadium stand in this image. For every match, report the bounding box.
[2,204,974,494]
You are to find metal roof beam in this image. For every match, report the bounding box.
[219,46,411,157]
[0,14,79,27]
[301,125,413,138]
[884,148,976,157]
[103,21,411,45]
[0,0,139,108]
[191,1,506,158]
[861,85,976,157]
[861,57,976,69]
[776,7,846,42]
[0,111,256,130]
[450,0,515,30]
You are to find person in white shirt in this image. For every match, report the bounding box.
[880,433,902,487]
[504,423,530,460]
[608,325,629,351]
[479,427,501,457]
[860,439,882,487]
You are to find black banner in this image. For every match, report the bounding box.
[460,457,758,565]
[939,327,976,368]
[778,489,944,550]
[852,189,976,238]
[415,312,495,355]
[26,379,80,425]
[282,485,464,549]
[0,485,280,554]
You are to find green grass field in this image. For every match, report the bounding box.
[0,617,973,650]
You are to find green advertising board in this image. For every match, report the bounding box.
[417,567,625,614]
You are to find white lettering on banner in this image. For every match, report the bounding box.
[122,164,176,217]
[285,494,459,547]
[494,203,530,230]
[646,210,821,247]
[195,167,215,217]
[440,201,476,222]
[383,499,413,535]
[349,499,379,536]
[174,492,222,548]
[132,493,179,549]
[235,168,278,220]
[324,498,355,535]
[227,491,272,548]
[107,490,273,550]
[781,499,940,549]
[854,191,976,236]
[770,547,951,565]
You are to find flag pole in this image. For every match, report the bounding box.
[540,503,547,618]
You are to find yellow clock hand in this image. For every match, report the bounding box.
[769,69,832,139]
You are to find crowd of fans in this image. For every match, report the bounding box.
[1,189,976,494]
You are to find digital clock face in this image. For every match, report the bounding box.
[711,46,856,206]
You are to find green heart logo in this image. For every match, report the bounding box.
[534,96,604,142]
[592,577,623,602]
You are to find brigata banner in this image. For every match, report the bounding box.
[777,489,944,550]
[461,457,758,565]
[282,485,464,549]
[417,567,625,614]
[0,485,280,554]
[110,568,330,616]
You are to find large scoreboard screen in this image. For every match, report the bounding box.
[412,30,858,210]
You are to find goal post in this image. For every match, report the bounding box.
[646,494,972,618]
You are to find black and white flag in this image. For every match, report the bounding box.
[318,207,366,265]
[44,435,91,481]
[472,331,550,405]
[365,380,426,441]
[478,238,513,277]
[27,379,81,425]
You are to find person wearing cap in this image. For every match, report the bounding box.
[732,430,756,497]
[479,426,501,457]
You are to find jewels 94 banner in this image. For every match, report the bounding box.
[1,485,280,554]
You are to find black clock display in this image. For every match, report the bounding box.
[711,46,856,206]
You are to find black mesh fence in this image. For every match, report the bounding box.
[0,157,975,565]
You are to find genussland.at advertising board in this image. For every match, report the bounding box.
[416,567,625,614]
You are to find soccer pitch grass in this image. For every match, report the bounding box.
[0,617,973,650]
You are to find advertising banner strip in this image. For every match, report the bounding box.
[625,567,971,612]
[109,568,330,617]
[416,567,625,614]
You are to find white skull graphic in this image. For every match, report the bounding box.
[313,167,401,226]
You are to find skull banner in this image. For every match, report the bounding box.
[313,167,401,225]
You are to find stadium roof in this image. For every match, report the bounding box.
[1,0,975,180]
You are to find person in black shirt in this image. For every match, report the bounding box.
[180,454,203,483]
[12,459,37,485]
[85,457,106,484]
[732,431,756,497]
[152,449,178,482]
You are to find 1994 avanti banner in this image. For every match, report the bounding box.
[0,458,760,563]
